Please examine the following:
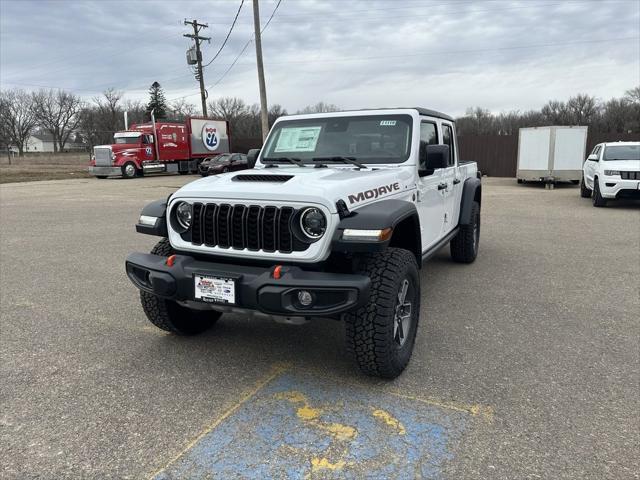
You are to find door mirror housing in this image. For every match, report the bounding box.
[587,154,598,161]
[247,149,260,169]
[419,144,450,176]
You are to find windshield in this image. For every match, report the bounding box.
[114,136,140,145]
[212,154,232,162]
[603,145,639,161]
[261,114,413,165]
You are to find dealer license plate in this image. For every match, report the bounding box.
[194,274,236,304]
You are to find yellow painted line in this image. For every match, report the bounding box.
[387,391,494,423]
[147,363,290,480]
[372,408,406,434]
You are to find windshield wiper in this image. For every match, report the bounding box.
[312,156,367,169]
[262,157,305,167]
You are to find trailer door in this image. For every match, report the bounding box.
[518,127,551,172]
[552,127,587,172]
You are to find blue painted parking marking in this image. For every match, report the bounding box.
[153,369,488,479]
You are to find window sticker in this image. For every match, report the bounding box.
[380,120,397,126]
[274,126,322,152]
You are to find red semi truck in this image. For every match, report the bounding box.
[89,117,231,178]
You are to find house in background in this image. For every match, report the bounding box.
[25,132,56,152]
[25,131,88,153]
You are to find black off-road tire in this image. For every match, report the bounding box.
[517,178,523,184]
[344,248,420,379]
[450,201,480,263]
[140,238,221,335]
[580,175,591,198]
[592,178,607,207]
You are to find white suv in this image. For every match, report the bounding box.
[580,142,640,207]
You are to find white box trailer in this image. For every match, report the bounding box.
[517,126,588,187]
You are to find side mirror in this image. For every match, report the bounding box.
[247,149,260,169]
[587,154,598,161]
[419,144,449,176]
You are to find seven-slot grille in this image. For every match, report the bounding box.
[189,203,308,253]
[620,171,640,180]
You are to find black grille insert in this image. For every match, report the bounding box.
[620,171,640,180]
[190,203,308,253]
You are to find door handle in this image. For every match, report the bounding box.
[438,183,447,190]
[453,178,461,185]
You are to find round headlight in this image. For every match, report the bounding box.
[175,202,192,230]
[300,207,326,239]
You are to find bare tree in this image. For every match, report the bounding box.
[122,99,147,126]
[170,99,198,121]
[33,89,84,152]
[296,102,340,114]
[599,98,635,133]
[208,97,249,122]
[566,94,599,125]
[268,104,287,127]
[95,88,123,130]
[541,100,570,125]
[624,86,640,105]
[0,89,38,157]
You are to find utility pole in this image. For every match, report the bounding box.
[184,19,210,117]
[252,0,269,141]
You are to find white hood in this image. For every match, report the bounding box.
[172,166,416,213]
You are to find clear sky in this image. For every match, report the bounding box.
[1,0,639,116]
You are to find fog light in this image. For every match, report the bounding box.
[297,290,313,307]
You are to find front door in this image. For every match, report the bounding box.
[416,120,446,252]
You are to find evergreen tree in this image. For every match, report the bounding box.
[145,82,167,120]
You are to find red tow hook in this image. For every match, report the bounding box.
[166,255,177,267]
[273,265,283,279]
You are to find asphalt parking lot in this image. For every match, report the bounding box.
[1,176,638,479]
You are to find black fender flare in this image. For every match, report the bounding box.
[331,199,421,258]
[458,177,481,226]
[135,199,168,237]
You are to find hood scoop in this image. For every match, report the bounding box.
[232,174,294,182]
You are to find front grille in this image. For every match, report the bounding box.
[232,174,294,182]
[94,147,112,166]
[189,203,307,253]
[621,171,640,180]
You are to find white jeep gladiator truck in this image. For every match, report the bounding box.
[580,142,640,206]
[126,108,482,378]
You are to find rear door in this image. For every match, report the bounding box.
[416,119,446,251]
[440,121,459,234]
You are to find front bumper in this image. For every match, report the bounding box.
[125,252,370,317]
[89,166,121,176]
[600,178,640,198]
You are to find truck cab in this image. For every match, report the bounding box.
[125,108,482,378]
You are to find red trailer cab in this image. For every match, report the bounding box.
[89,117,231,178]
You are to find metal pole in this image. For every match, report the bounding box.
[252,0,269,141]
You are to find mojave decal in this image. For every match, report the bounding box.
[348,182,401,204]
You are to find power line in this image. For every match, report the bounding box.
[168,0,283,103]
[212,0,282,88]
[5,35,635,99]
[202,0,245,68]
